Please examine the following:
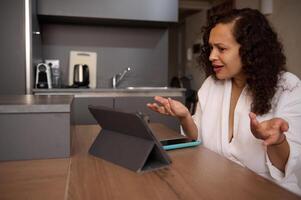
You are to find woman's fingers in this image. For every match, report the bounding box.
[157,97,172,115]
[148,96,185,117]
[249,112,259,128]
[147,103,160,112]
[147,102,170,115]
[280,120,289,132]
[249,112,261,138]
[264,131,286,146]
[263,135,277,146]
[147,103,156,110]
[163,98,174,116]
[249,112,271,139]
[248,114,289,146]
[152,96,173,115]
[154,96,168,105]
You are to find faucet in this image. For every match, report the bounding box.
[112,67,131,88]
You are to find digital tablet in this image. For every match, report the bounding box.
[88,105,172,173]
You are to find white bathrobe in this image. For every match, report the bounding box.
[192,72,301,195]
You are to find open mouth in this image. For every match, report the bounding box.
[213,65,224,72]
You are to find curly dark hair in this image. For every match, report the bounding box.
[199,8,286,115]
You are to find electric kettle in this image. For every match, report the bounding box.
[73,64,90,87]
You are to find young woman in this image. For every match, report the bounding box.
[147,8,301,195]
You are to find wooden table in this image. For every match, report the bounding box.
[0,124,300,200]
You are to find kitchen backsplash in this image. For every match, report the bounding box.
[41,23,168,88]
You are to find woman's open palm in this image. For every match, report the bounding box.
[147,96,189,118]
[249,112,289,146]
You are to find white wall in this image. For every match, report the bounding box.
[236,0,301,78]
[184,11,207,90]
[267,0,301,78]
[235,0,260,9]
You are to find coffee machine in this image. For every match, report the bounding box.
[35,63,52,88]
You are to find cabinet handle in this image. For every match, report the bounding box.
[33,31,40,35]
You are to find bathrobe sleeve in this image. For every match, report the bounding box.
[265,73,301,182]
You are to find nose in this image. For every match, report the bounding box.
[209,48,218,61]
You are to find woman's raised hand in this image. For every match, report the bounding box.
[249,112,289,146]
[147,96,190,119]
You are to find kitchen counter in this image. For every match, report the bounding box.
[0,95,73,160]
[0,95,73,113]
[31,89,185,128]
[32,87,186,97]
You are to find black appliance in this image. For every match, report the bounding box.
[73,64,89,88]
[35,63,52,89]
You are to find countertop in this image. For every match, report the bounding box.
[0,95,73,113]
[32,87,186,97]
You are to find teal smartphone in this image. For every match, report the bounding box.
[161,138,201,151]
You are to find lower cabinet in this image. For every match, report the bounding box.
[73,96,184,132]
[72,97,114,125]
[0,95,73,161]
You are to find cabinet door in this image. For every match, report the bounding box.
[73,97,113,125]
[0,0,26,94]
[114,96,184,132]
[38,0,178,22]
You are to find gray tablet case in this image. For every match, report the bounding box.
[88,105,171,173]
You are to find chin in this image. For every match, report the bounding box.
[215,73,228,80]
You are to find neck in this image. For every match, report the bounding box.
[232,76,246,88]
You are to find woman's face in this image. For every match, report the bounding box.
[209,22,244,81]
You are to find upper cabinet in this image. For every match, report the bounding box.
[37,0,178,23]
[0,0,27,94]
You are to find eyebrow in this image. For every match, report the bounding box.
[210,42,225,46]
[209,43,228,48]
